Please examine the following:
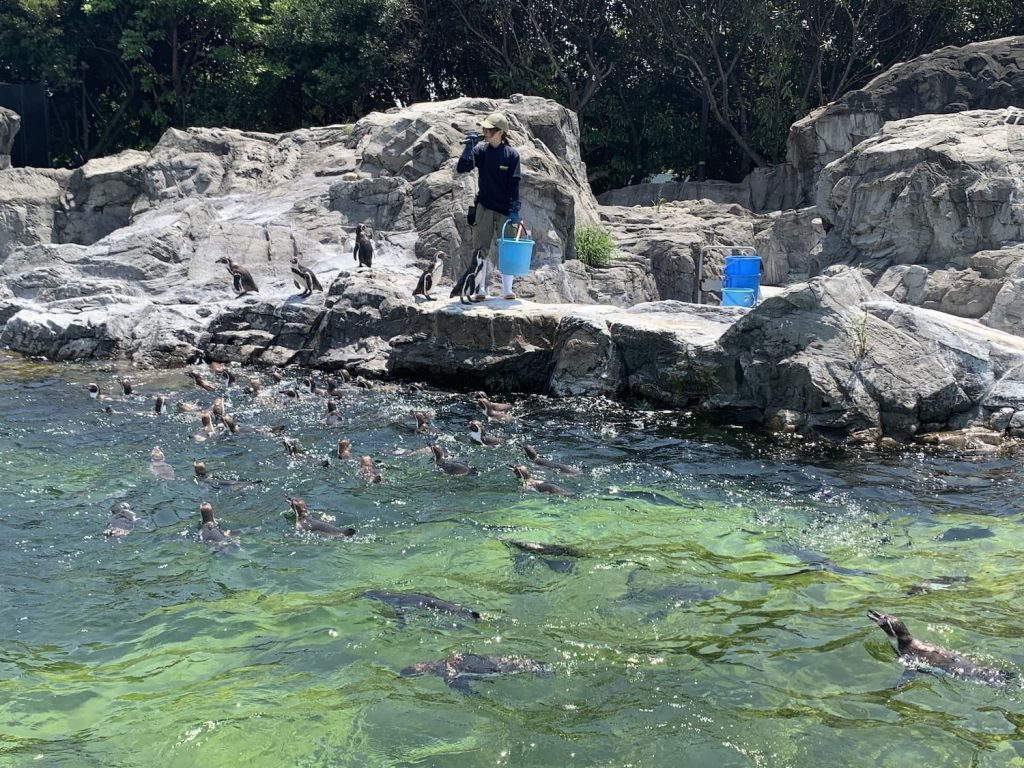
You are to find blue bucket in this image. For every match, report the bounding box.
[721,288,756,307]
[723,274,761,292]
[497,221,534,276]
[724,255,761,276]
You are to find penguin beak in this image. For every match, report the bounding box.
[867,609,888,628]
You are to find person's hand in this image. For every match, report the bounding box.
[463,132,480,146]
[507,201,521,225]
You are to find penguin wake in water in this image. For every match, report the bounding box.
[353,223,374,269]
[215,256,259,296]
[867,609,1017,687]
[450,249,486,304]
[290,257,324,297]
[413,251,445,301]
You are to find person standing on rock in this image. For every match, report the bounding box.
[456,112,522,301]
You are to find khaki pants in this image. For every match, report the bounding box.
[472,205,516,297]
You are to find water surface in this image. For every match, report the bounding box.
[1,353,1023,767]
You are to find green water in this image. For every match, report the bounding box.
[2,353,1024,767]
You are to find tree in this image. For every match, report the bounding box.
[444,0,621,113]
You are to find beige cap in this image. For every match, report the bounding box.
[480,112,509,132]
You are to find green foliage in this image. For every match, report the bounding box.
[3,0,1024,176]
[575,225,616,268]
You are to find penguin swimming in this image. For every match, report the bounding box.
[450,249,486,304]
[325,400,341,426]
[86,383,104,401]
[412,251,445,301]
[501,538,584,573]
[477,396,514,423]
[290,257,324,297]
[522,444,582,475]
[473,391,512,411]
[103,502,137,538]
[187,370,217,392]
[149,446,175,481]
[410,410,435,435]
[467,420,504,446]
[337,438,352,460]
[353,223,374,269]
[508,464,573,496]
[198,501,238,547]
[363,590,481,628]
[400,653,552,694]
[215,256,259,295]
[359,455,383,484]
[867,609,1017,687]
[287,497,355,538]
[193,460,262,491]
[430,444,478,476]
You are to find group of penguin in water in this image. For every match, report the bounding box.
[91,363,600,690]
[87,362,1021,693]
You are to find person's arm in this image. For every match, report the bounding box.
[455,135,479,174]
[507,155,522,222]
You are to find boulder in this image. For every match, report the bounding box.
[0,107,19,170]
[708,266,1024,441]
[0,167,72,260]
[816,109,1024,275]
[789,36,1024,202]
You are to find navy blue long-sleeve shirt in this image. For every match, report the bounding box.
[457,141,521,216]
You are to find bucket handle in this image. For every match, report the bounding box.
[502,219,528,241]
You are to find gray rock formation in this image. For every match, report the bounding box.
[709,266,1024,442]
[790,36,1024,203]
[0,107,19,170]
[817,108,1024,275]
[597,165,803,214]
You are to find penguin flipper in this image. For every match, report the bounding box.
[446,676,477,695]
[894,667,919,689]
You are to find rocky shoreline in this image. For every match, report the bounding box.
[4,38,1024,448]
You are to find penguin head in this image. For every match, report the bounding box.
[286,497,309,519]
[507,464,531,480]
[199,501,216,525]
[193,460,208,478]
[868,609,911,643]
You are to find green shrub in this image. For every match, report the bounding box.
[575,225,616,267]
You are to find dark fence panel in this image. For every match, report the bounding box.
[0,83,51,168]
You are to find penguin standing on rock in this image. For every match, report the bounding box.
[450,249,486,304]
[290,257,324,297]
[353,224,374,269]
[413,251,445,301]
[215,256,259,296]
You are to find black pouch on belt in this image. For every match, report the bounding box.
[467,205,476,226]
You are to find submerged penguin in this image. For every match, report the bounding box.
[103,502,138,538]
[400,653,552,694]
[215,256,259,296]
[450,249,486,304]
[290,257,324,297]
[412,251,445,301]
[353,223,374,269]
[363,590,481,628]
[867,609,1017,687]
